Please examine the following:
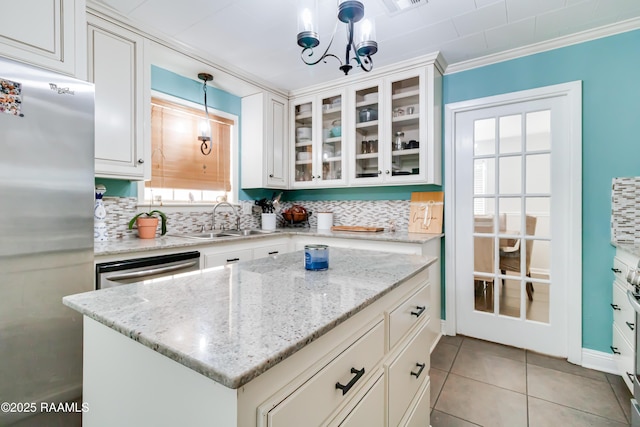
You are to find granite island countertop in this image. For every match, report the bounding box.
[64,247,436,389]
[94,228,443,257]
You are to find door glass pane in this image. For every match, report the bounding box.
[474,118,495,155]
[474,158,495,195]
[294,101,313,182]
[526,197,550,238]
[474,236,494,275]
[474,197,494,216]
[526,153,550,193]
[499,197,521,234]
[499,277,521,318]
[526,110,551,151]
[499,156,521,194]
[499,114,522,154]
[321,94,342,181]
[526,281,549,323]
[354,86,379,180]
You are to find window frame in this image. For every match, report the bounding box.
[137,90,239,207]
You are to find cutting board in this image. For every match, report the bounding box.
[408,192,443,234]
[331,226,384,232]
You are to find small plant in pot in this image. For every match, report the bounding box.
[128,210,167,239]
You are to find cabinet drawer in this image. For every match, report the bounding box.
[268,321,384,426]
[613,281,636,346]
[388,321,431,427]
[337,373,384,427]
[389,284,430,349]
[613,256,629,283]
[402,378,430,427]
[612,324,634,393]
[203,248,252,268]
[253,243,289,260]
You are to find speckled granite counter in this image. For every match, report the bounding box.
[94,228,443,257]
[612,241,640,259]
[64,248,435,389]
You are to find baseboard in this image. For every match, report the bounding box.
[581,348,618,374]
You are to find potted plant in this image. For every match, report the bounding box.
[128,210,168,239]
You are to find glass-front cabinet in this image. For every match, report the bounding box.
[291,91,347,188]
[352,82,383,184]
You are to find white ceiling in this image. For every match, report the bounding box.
[91,0,640,93]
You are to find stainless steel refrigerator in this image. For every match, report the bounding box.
[0,56,94,425]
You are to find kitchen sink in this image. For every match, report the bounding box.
[174,229,280,240]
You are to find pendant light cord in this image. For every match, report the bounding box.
[201,80,212,155]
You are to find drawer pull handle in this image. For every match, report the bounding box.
[627,372,635,383]
[612,268,622,273]
[611,303,621,311]
[411,306,426,317]
[610,346,621,355]
[410,363,426,379]
[627,321,635,331]
[226,258,240,263]
[268,251,279,255]
[335,367,365,396]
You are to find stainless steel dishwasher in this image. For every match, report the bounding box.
[95,251,201,289]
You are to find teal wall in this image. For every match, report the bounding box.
[443,29,640,353]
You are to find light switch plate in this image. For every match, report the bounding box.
[242,202,252,215]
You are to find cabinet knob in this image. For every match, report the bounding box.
[385,170,390,175]
[137,158,144,164]
[269,174,274,178]
[377,170,382,175]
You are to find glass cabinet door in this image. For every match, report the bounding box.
[353,84,381,182]
[389,74,421,179]
[293,100,313,183]
[320,93,344,183]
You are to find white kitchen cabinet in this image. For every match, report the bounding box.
[203,248,253,268]
[242,91,289,189]
[201,236,291,269]
[332,374,384,427]
[0,0,86,78]
[350,66,442,186]
[88,14,150,180]
[611,248,638,392]
[290,90,347,188]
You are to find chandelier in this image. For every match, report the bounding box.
[197,72,213,155]
[297,0,378,75]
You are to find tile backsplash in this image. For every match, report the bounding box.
[611,177,640,243]
[100,198,411,240]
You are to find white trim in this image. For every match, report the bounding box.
[446,17,640,75]
[444,81,582,362]
[581,349,618,375]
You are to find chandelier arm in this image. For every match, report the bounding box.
[299,19,343,67]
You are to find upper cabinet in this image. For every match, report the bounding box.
[291,90,347,188]
[88,14,150,180]
[242,91,289,189]
[290,55,443,189]
[0,0,86,78]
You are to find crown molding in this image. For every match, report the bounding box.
[445,16,640,75]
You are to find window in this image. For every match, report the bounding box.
[144,95,237,204]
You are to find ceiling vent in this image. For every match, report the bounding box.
[382,0,428,16]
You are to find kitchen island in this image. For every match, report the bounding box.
[64,248,437,426]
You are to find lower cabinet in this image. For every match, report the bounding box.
[201,238,291,268]
[258,273,433,426]
[203,248,252,268]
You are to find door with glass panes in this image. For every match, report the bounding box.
[453,90,579,357]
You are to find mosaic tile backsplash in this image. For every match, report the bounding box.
[611,177,640,243]
[100,198,411,240]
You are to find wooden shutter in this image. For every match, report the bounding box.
[148,98,232,191]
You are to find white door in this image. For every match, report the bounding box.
[445,83,582,359]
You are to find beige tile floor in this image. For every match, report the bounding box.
[430,335,633,427]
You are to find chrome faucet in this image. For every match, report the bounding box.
[212,202,240,230]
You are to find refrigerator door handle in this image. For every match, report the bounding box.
[107,261,198,282]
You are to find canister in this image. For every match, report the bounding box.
[317,212,334,230]
[305,244,329,271]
